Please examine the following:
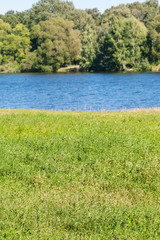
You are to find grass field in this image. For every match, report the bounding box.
[0,109,160,239]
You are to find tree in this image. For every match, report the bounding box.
[30,17,81,72]
[92,17,148,71]
[27,0,75,28]
[0,20,31,65]
[128,0,159,28]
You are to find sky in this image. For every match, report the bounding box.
[0,0,159,14]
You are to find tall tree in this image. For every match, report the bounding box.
[0,20,30,65]
[92,16,148,71]
[27,17,81,72]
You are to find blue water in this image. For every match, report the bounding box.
[0,73,160,111]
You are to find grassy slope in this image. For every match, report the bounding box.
[0,109,160,239]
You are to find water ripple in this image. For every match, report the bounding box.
[0,73,160,111]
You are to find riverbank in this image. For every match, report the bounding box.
[0,63,160,73]
[0,109,160,239]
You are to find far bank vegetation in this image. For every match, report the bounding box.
[0,0,160,73]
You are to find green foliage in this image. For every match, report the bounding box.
[20,52,38,72]
[0,110,160,238]
[0,0,160,72]
[148,29,160,63]
[86,8,101,23]
[0,10,20,28]
[0,19,30,71]
[27,0,75,28]
[79,26,98,71]
[128,0,159,28]
[138,58,152,71]
[92,17,148,72]
[103,5,132,20]
[29,17,81,72]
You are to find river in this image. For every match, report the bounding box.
[0,73,160,111]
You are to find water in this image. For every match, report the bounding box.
[0,73,160,111]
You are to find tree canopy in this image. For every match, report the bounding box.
[0,0,160,73]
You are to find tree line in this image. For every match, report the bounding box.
[0,0,160,73]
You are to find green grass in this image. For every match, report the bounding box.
[0,109,160,239]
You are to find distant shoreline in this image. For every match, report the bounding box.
[0,68,160,74]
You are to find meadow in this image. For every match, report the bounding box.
[0,109,160,239]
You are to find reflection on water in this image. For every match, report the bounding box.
[0,73,160,111]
